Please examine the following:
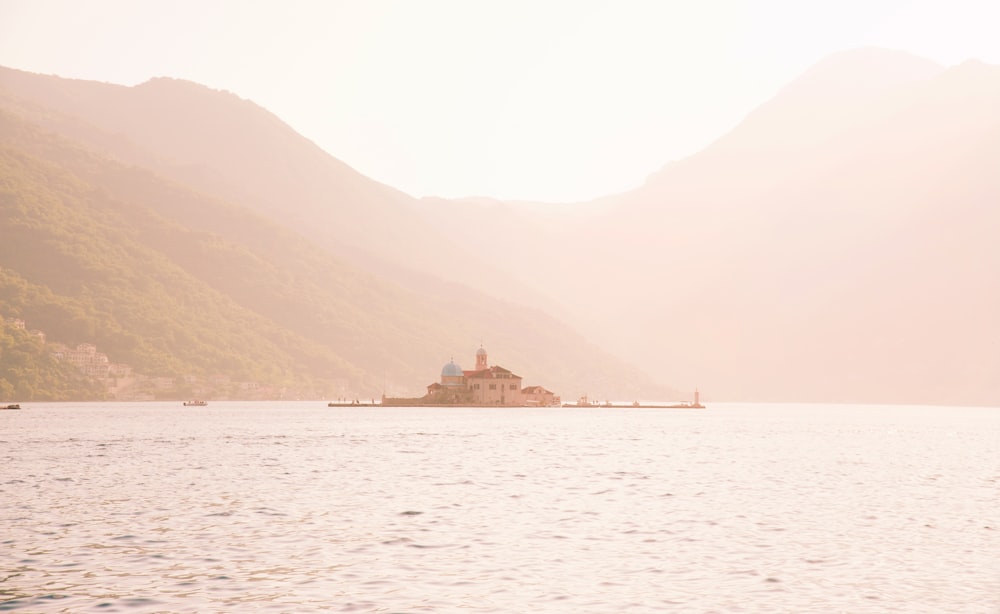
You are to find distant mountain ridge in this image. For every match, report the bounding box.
[0,67,548,309]
[409,48,1000,405]
[622,51,1000,404]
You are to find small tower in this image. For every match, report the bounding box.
[475,345,488,371]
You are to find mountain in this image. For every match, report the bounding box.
[0,79,668,401]
[0,68,552,312]
[414,48,1000,406]
[600,50,1000,405]
[5,48,997,405]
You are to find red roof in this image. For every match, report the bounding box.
[522,385,552,395]
[464,365,521,380]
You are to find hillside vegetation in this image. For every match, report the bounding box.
[0,316,105,401]
[0,95,664,401]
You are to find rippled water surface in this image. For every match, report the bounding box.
[2,402,998,612]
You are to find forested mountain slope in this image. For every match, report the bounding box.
[0,104,665,400]
[0,67,550,311]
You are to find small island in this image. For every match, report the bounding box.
[332,346,561,407]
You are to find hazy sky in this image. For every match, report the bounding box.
[2,0,999,202]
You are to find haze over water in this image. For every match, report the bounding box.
[2,402,997,612]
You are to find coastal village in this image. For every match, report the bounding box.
[1,314,324,400]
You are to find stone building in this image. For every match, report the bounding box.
[521,385,560,407]
[405,346,558,407]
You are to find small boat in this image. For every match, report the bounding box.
[567,394,595,407]
[183,400,207,407]
[1,403,21,410]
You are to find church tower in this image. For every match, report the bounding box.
[475,345,488,371]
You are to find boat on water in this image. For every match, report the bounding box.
[567,394,605,407]
[1,403,21,410]
[183,400,208,407]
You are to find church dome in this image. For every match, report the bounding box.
[476,347,487,356]
[441,361,463,377]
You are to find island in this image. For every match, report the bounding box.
[331,346,560,407]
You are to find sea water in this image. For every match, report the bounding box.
[1,402,997,613]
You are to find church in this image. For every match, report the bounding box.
[391,346,559,407]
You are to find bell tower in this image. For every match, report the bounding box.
[475,345,488,371]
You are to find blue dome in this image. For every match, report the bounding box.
[441,361,463,377]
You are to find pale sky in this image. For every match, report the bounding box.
[1,0,999,202]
